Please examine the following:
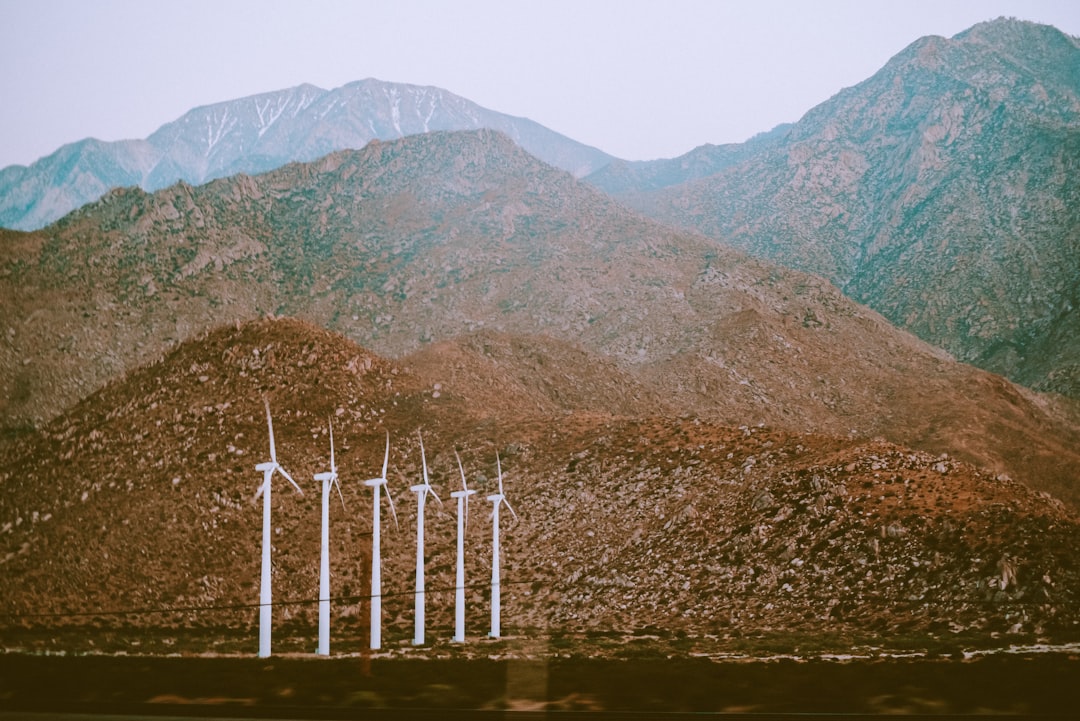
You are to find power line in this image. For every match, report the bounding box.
[0,578,534,622]
[3,579,1073,623]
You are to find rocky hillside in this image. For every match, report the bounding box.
[0,79,614,231]
[2,319,1077,651]
[3,129,1080,509]
[598,19,1080,397]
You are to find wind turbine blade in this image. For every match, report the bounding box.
[455,450,468,492]
[429,486,444,509]
[278,466,304,495]
[419,431,430,485]
[503,497,520,523]
[328,417,336,473]
[455,449,470,528]
[254,482,265,502]
[381,431,390,480]
[265,398,277,463]
[496,451,505,495]
[385,485,399,530]
[333,476,345,511]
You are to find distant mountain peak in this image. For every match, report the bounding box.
[955,15,1079,45]
[597,18,1080,400]
[0,78,614,231]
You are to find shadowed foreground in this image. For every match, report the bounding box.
[1,649,1079,717]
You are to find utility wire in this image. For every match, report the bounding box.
[0,578,534,621]
[2,578,1070,622]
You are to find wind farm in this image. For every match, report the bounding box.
[4,316,1079,652]
[3,317,1080,714]
[251,415,518,656]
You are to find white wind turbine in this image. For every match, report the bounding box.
[363,432,398,650]
[313,418,345,656]
[254,398,303,658]
[450,450,476,643]
[486,451,519,638]
[409,432,443,645]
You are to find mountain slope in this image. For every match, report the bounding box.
[0,79,614,231]
[2,128,1079,510]
[598,19,1080,397]
[2,318,1078,652]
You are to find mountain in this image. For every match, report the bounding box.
[586,123,792,194]
[0,79,614,231]
[3,128,1080,511]
[2,317,1078,653]
[592,19,1080,397]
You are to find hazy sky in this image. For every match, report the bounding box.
[1,0,1078,169]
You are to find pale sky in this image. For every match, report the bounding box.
[1,0,1078,169]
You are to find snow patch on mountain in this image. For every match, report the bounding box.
[0,79,614,231]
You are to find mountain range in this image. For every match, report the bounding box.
[3,127,1079,511]
[593,20,1080,397]
[0,78,612,232]
[2,20,1077,405]
[2,18,1080,654]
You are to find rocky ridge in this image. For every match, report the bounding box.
[596,19,1080,397]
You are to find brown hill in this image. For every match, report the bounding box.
[401,330,676,419]
[2,128,1079,511]
[1,318,1078,654]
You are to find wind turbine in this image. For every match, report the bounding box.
[409,432,443,645]
[254,398,303,658]
[313,418,345,656]
[486,451,519,639]
[450,450,476,643]
[363,432,397,650]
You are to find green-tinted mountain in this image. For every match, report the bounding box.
[596,19,1080,397]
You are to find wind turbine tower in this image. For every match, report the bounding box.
[254,399,303,658]
[450,450,476,643]
[409,432,443,645]
[486,451,519,638]
[313,418,345,656]
[363,432,398,650]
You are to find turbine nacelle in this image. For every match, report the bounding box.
[254,462,303,498]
